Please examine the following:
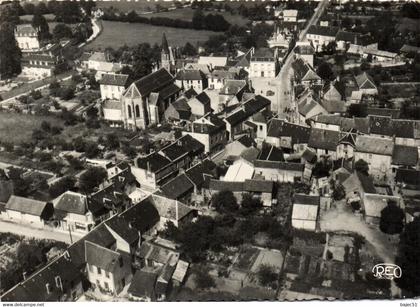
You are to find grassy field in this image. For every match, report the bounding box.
[86,21,218,50]
[0,112,63,144]
[146,8,250,26]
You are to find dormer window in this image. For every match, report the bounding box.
[46,283,52,294]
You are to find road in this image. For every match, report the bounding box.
[0,220,82,244]
[273,0,330,119]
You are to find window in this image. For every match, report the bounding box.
[97,267,102,275]
[259,125,263,131]
[104,282,109,290]
[105,271,110,278]
[127,105,132,118]
[135,105,140,117]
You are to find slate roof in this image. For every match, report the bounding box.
[294,194,320,206]
[0,180,14,203]
[119,197,160,233]
[237,135,256,148]
[294,44,315,55]
[176,69,206,81]
[5,196,48,216]
[85,241,123,273]
[307,25,339,37]
[393,120,415,138]
[183,88,198,99]
[89,52,107,62]
[136,153,172,173]
[105,216,139,244]
[335,31,361,42]
[254,160,305,171]
[258,144,284,162]
[209,179,244,192]
[0,254,82,302]
[54,191,88,215]
[160,141,189,162]
[369,115,394,136]
[267,119,311,144]
[392,145,418,166]
[355,72,376,90]
[160,174,194,200]
[193,92,211,105]
[244,179,273,193]
[151,194,195,221]
[99,73,129,87]
[355,135,393,156]
[15,24,39,35]
[128,270,157,299]
[185,159,217,188]
[133,68,174,97]
[308,128,340,151]
[395,169,420,187]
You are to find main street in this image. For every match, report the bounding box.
[274,0,330,119]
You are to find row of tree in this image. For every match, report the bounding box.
[102,9,231,32]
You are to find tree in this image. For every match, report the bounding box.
[79,166,107,194]
[32,12,50,41]
[257,264,278,287]
[396,217,420,296]
[211,190,238,213]
[195,268,216,289]
[182,42,197,56]
[49,176,76,198]
[316,62,334,81]
[106,133,120,150]
[84,142,100,159]
[379,200,404,234]
[40,121,51,132]
[0,22,22,78]
[240,193,262,216]
[52,23,73,40]
[355,159,369,175]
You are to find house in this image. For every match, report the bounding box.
[137,239,180,269]
[392,145,418,169]
[223,158,255,182]
[292,58,322,87]
[342,171,376,203]
[160,174,194,202]
[209,179,275,207]
[85,241,132,294]
[15,24,40,51]
[308,128,341,160]
[151,194,196,228]
[354,72,378,96]
[291,194,320,231]
[297,95,328,126]
[198,56,228,69]
[21,51,64,79]
[128,270,158,301]
[283,9,298,23]
[294,42,315,67]
[354,135,394,182]
[366,115,394,138]
[164,97,191,122]
[362,49,398,63]
[250,109,273,140]
[86,52,108,71]
[219,80,249,106]
[5,196,53,228]
[1,253,84,302]
[309,114,369,134]
[132,152,176,190]
[99,73,129,101]
[224,95,271,141]
[187,92,212,118]
[253,160,304,183]
[249,48,278,78]
[335,31,362,51]
[336,130,357,160]
[182,113,227,153]
[266,119,311,153]
[306,26,339,52]
[101,100,123,127]
[208,69,238,90]
[54,191,109,233]
[322,82,343,102]
[175,70,208,93]
[393,120,417,146]
[121,68,181,130]
[395,169,420,190]
[95,62,125,81]
[362,194,402,225]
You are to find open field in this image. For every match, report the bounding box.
[86,21,218,50]
[146,8,250,26]
[0,112,63,144]
[96,0,173,12]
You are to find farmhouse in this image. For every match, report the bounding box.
[5,196,53,228]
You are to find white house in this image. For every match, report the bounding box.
[249,48,278,78]
[291,194,320,231]
[4,196,53,228]
[15,24,40,51]
[99,73,129,100]
[306,26,339,52]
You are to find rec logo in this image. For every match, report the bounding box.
[372,263,402,280]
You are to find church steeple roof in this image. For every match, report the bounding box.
[161,33,170,55]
